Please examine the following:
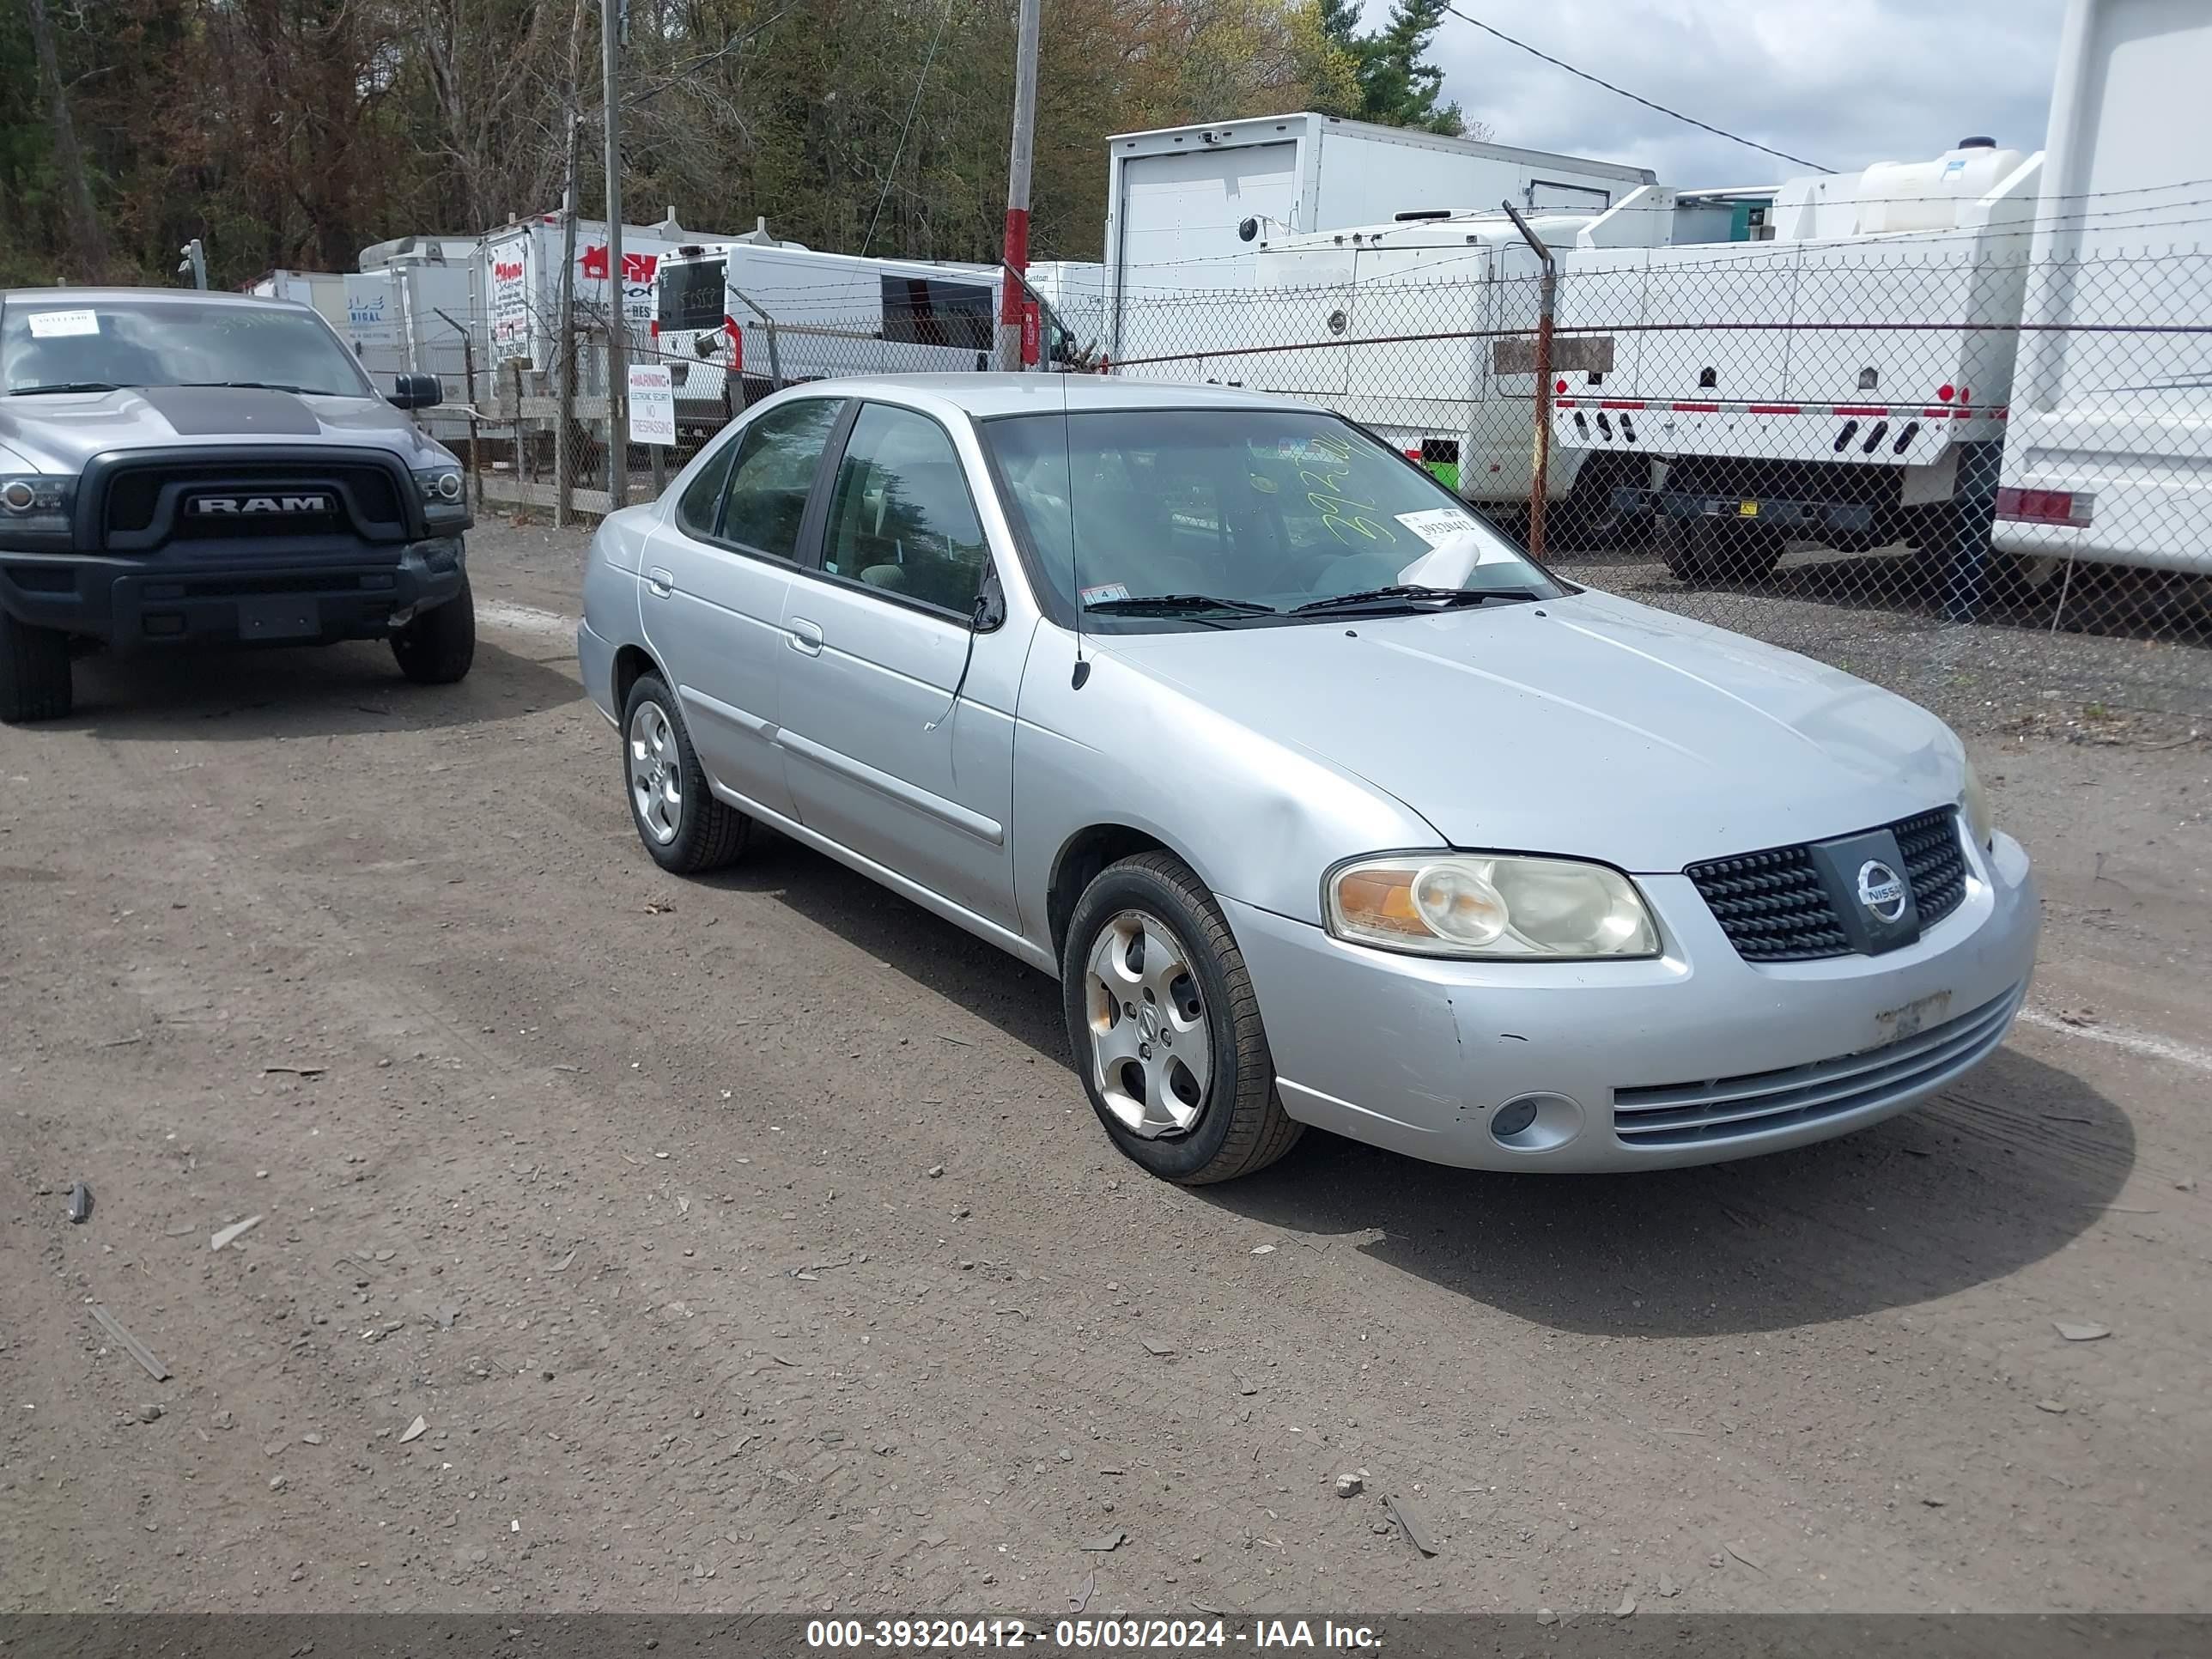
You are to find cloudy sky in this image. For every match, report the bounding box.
[1392,0,2069,186]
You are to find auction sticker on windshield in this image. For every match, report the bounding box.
[1395,507,1480,546]
[1080,582,1133,606]
[26,309,99,339]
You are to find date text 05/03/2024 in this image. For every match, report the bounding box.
[802,1619,1382,1650]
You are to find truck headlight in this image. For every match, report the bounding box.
[413,467,466,515]
[0,475,76,547]
[1325,854,1659,959]
[1960,760,1995,851]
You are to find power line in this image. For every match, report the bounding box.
[1441,4,1836,174]
[860,0,957,257]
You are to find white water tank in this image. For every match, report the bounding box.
[1854,139,2027,233]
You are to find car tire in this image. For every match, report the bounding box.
[391,578,476,684]
[1656,513,1784,584]
[0,611,71,724]
[1060,851,1302,1185]
[620,672,751,874]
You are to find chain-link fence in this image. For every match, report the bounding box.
[426,231,2208,663]
[1104,234,2210,652]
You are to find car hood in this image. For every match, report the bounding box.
[1094,587,1966,873]
[0,385,449,473]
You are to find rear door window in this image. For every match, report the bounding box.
[719,399,841,561]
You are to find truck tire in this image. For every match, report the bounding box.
[392,578,476,684]
[0,612,72,723]
[1060,851,1302,1185]
[1656,513,1784,584]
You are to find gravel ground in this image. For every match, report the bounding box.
[2,518,2207,1615]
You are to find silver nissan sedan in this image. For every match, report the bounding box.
[576,375,2039,1183]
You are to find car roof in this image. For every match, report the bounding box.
[0,287,305,313]
[783,374,1304,420]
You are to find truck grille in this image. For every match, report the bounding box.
[101,462,406,544]
[1613,983,2023,1148]
[1686,806,1970,963]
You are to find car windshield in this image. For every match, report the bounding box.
[981,406,1560,628]
[1,296,373,397]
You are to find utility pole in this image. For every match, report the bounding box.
[556,115,581,526]
[995,0,1041,372]
[600,0,629,508]
[177,240,208,289]
[556,0,589,526]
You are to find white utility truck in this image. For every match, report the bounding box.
[1547,142,2044,580]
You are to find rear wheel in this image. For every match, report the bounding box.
[0,611,71,723]
[1656,512,1784,584]
[391,579,476,684]
[1060,852,1301,1185]
[621,672,751,874]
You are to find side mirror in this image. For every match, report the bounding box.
[974,563,1007,632]
[389,373,442,410]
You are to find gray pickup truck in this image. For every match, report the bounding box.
[0,287,476,721]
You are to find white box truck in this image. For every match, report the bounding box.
[1103,112,1653,371]
[477,212,705,387]
[1996,0,2212,579]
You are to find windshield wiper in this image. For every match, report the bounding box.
[1084,593,1279,618]
[8,381,120,395]
[179,380,314,393]
[1291,584,1545,616]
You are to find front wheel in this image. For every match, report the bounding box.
[0,611,72,723]
[1060,852,1301,1184]
[391,579,476,684]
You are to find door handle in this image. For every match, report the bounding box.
[787,617,824,656]
[646,567,673,598]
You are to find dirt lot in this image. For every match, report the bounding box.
[3,520,2208,1615]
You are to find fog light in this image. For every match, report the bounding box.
[1491,1097,1540,1139]
[1490,1091,1584,1152]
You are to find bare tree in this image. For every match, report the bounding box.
[22,0,106,276]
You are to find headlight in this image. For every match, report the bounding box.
[1325,853,1659,959]
[413,466,466,513]
[1960,760,1995,851]
[0,475,76,546]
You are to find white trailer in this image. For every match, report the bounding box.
[245,270,349,333]
[1996,0,2212,577]
[344,240,481,440]
[1547,142,2044,578]
[1103,112,1653,371]
[651,239,1001,431]
[477,212,705,389]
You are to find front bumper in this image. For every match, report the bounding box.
[0,537,466,648]
[1226,829,2039,1172]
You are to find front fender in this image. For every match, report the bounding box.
[1011,624,1437,960]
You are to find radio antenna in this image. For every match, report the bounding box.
[1064,356,1088,688]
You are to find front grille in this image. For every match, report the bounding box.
[100,462,405,543]
[1893,806,1967,928]
[1613,983,2023,1148]
[1687,807,1970,963]
[1682,842,1847,962]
